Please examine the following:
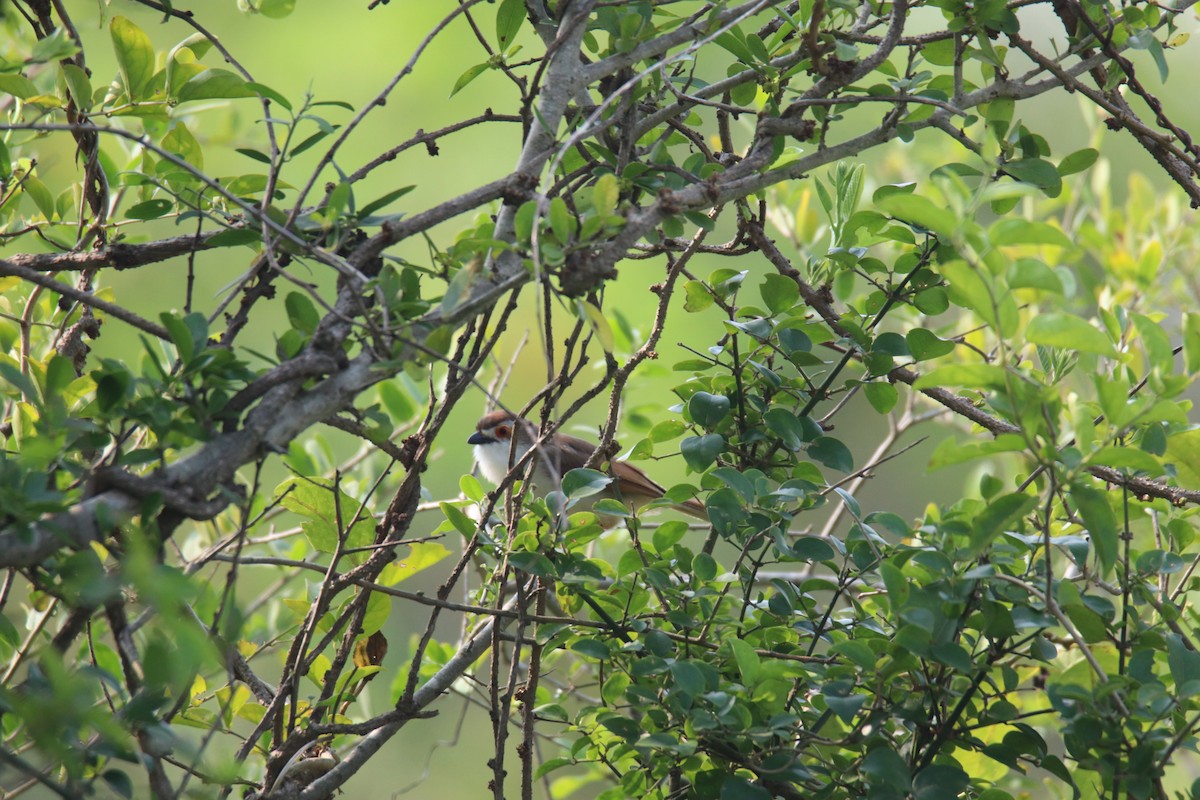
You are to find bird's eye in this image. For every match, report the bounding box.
[496,425,511,440]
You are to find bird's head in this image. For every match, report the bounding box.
[468,411,531,484]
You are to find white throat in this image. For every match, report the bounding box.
[474,440,533,486]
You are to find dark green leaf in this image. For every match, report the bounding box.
[970,493,1037,552]
[571,638,611,660]
[1058,148,1099,176]
[1070,483,1118,574]
[906,328,955,361]
[358,185,416,218]
[236,148,272,164]
[809,436,853,472]
[285,292,320,335]
[561,468,612,499]
[124,199,173,220]
[1167,634,1200,696]
[680,434,724,471]
[861,746,910,790]
[720,776,771,800]
[1002,158,1062,196]
[688,392,730,428]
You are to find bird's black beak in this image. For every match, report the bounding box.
[467,432,491,445]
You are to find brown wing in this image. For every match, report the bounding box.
[552,431,708,521]
[611,458,668,499]
[613,459,708,521]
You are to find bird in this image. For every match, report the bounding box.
[468,410,708,522]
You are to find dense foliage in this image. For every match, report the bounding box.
[2,1,1200,798]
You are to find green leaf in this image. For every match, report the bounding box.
[23,177,55,220]
[809,436,853,472]
[576,299,614,353]
[970,492,1037,552]
[324,181,351,220]
[830,639,876,669]
[989,219,1072,248]
[496,0,525,49]
[1088,445,1162,475]
[1185,313,1200,374]
[359,185,416,218]
[720,776,771,800]
[30,28,80,63]
[160,312,196,360]
[692,552,717,581]
[652,520,689,552]
[102,769,134,800]
[914,286,949,315]
[1007,258,1063,292]
[450,63,490,97]
[759,273,800,314]
[649,420,685,443]
[440,501,478,539]
[726,638,760,686]
[863,382,898,413]
[380,541,450,585]
[984,96,1015,138]
[61,64,93,111]
[0,74,38,100]
[275,477,375,553]
[360,590,390,635]
[245,81,292,110]
[124,199,173,220]
[206,228,261,248]
[875,191,956,238]
[548,197,573,242]
[561,468,611,499]
[0,359,40,404]
[1070,483,1118,575]
[913,764,970,799]
[764,408,812,450]
[688,392,730,428]
[928,433,1027,470]
[1166,634,1200,696]
[592,173,619,216]
[571,638,611,661]
[683,281,714,313]
[285,292,320,335]
[1003,158,1062,196]
[1025,313,1115,356]
[906,328,955,361]
[259,0,296,18]
[913,363,1008,390]
[862,747,911,792]
[670,660,706,695]
[111,16,156,100]
[162,122,204,170]
[680,434,724,471]
[939,259,1016,336]
[176,69,256,103]
[1058,148,1099,176]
